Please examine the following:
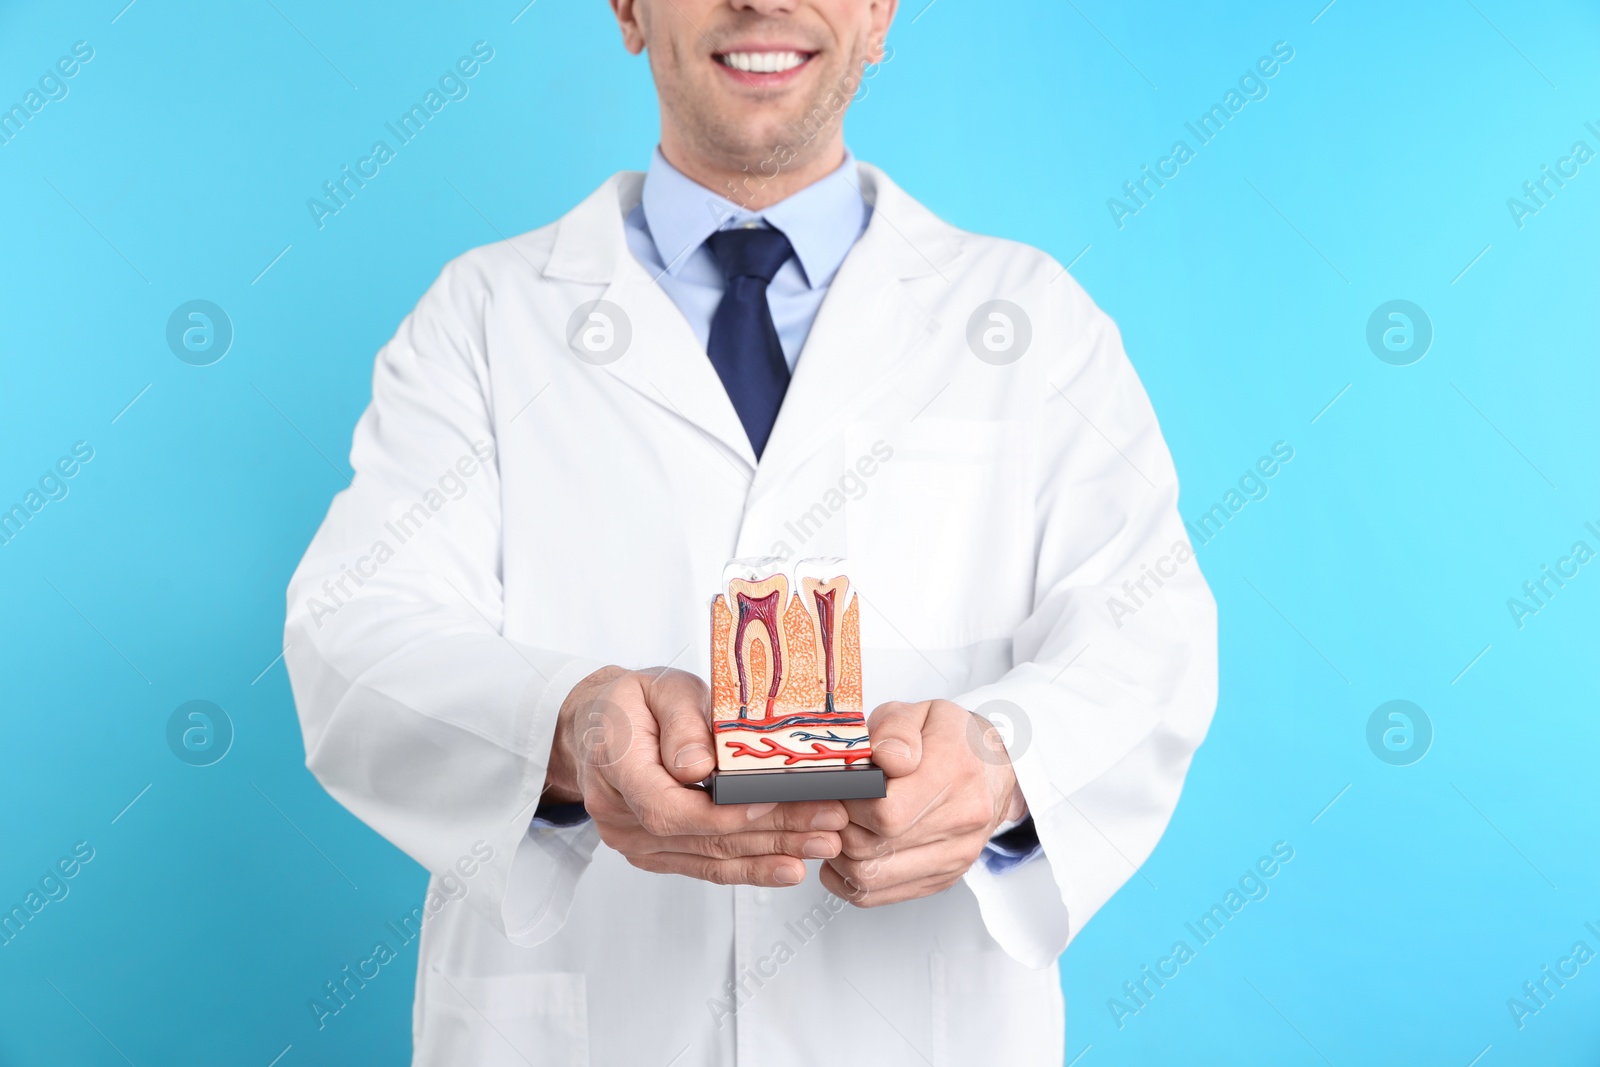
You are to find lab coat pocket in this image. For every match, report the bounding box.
[846,420,1034,650]
[931,948,1063,1067]
[415,966,588,1067]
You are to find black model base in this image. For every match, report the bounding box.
[710,764,887,804]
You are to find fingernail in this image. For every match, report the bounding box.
[802,837,835,859]
[674,744,712,768]
[774,864,803,885]
[878,739,912,758]
[745,802,777,822]
[811,810,847,831]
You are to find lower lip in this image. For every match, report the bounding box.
[715,55,815,88]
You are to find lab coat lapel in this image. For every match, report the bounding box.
[752,165,962,497]
[545,173,758,471]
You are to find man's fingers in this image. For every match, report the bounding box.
[825,839,973,892]
[626,851,809,888]
[837,819,952,860]
[820,849,964,908]
[616,765,848,837]
[612,828,841,860]
[841,769,956,841]
[845,699,996,839]
[866,700,930,778]
[645,669,718,784]
[739,800,848,833]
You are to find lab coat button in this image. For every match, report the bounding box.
[755,888,772,905]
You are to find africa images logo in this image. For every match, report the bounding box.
[306,42,495,230]
[1107,41,1296,230]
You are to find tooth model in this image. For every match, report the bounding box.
[707,557,887,804]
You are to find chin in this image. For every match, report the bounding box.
[720,104,839,155]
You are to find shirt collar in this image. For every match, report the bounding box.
[639,146,867,289]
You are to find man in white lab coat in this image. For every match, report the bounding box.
[286,0,1217,1062]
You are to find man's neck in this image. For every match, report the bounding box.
[658,133,848,212]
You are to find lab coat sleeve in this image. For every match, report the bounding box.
[956,281,1218,969]
[284,258,607,947]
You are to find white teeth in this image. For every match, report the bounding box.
[722,51,805,74]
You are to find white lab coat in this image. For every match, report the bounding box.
[285,163,1217,1067]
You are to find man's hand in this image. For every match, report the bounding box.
[822,699,1026,907]
[543,666,847,887]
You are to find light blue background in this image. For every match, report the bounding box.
[2,0,1597,1064]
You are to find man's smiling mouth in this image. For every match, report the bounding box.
[715,50,815,74]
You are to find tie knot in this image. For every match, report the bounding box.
[707,226,794,285]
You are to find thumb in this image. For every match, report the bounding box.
[866,701,929,779]
[647,668,717,784]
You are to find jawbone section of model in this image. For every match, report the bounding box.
[709,557,872,772]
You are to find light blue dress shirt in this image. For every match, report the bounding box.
[623,146,871,371]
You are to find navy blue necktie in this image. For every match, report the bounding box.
[705,226,795,458]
